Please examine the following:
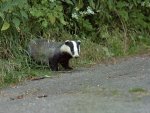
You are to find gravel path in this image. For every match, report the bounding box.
[0,56,150,113]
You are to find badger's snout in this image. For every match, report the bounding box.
[73,54,80,58]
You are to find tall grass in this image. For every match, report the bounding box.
[0,32,51,88]
[0,32,27,87]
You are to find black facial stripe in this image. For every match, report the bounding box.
[65,41,74,55]
[77,44,79,53]
[77,42,80,53]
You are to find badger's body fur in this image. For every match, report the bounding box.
[28,39,81,71]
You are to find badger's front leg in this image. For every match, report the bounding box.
[60,59,73,70]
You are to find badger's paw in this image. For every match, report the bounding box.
[65,67,73,71]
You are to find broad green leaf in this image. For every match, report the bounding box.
[82,19,93,31]
[88,0,95,9]
[107,0,114,10]
[132,0,137,6]
[60,17,67,25]
[65,0,73,5]
[42,19,48,28]
[0,1,12,12]
[41,0,48,4]
[48,14,56,24]
[20,10,28,19]
[0,12,4,20]
[12,17,20,28]
[12,0,27,8]
[135,18,147,28]
[118,10,128,21]
[1,21,10,31]
[77,0,83,9]
[30,8,44,17]
[117,1,127,9]
[12,0,26,6]
[55,5,63,12]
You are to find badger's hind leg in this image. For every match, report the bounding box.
[49,59,59,71]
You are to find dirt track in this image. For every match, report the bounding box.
[0,56,150,113]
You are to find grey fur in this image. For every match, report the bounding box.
[28,39,62,65]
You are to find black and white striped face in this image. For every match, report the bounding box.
[60,40,81,58]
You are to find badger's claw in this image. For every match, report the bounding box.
[65,67,73,70]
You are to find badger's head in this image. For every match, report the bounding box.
[60,40,81,58]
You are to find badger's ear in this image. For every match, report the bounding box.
[65,40,70,45]
[77,40,81,44]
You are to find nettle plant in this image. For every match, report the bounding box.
[29,0,67,28]
[71,6,95,34]
[28,0,98,36]
[0,0,149,38]
[0,0,29,31]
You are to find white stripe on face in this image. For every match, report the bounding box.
[71,41,79,57]
[60,44,72,55]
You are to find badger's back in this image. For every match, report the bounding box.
[28,39,62,64]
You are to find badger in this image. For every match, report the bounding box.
[28,39,81,71]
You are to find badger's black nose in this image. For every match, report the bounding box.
[75,56,79,59]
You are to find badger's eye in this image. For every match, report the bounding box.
[70,44,74,55]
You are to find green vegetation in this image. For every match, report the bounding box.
[0,0,150,87]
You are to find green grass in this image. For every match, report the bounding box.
[0,59,51,88]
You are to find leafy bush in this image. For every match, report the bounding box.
[0,0,149,36]
[0,0,29,31]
